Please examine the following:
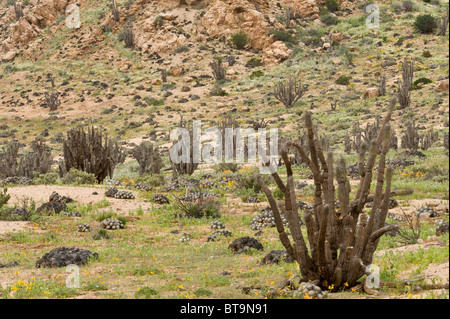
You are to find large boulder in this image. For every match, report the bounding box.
[281,0,320,18]
[436,79,449,93]
[2,0,71,53]
[262,41,292,66]
[11,17,40,49]
[198,0,277,50]
[157,0,200,10]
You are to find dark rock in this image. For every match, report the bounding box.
[151,194,170,205]
[36,247,98,268]
[228,236,264,254]
[0,261,20,268]
[36,201,67,215]
[260,250,295,265]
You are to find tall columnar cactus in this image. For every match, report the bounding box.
[419,128,439,151]
[132,142,163,176]
[397,80,411,109]
[401,120,419,150]
[402,58,414,91]
[171,117,199,176]
[111,0,120,22]
[0,139,52,179]
[378,76,386,96]
[14,2,24,21]
[62,126,125,183]
[437,6,449,36]
[17,139,53,178]
[258,98,405,291]
[210,57,226,82]
[0,140,20,178]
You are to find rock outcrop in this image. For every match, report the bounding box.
[1,0,71,58]
[1,0,321,65]
[262,41,292,66]
[198,0,277,50]
[281,0,320,18]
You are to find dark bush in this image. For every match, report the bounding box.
[414,14,437,34]
[336,75,351,86]
[325,0,340,12]
[268,29,297,44]
[320,13,340,25]
[402,1,414,12]
[231,33,250,50]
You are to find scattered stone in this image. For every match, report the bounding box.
[260,250,295,265]
[207,234,220,242]
[387,212,408,222]
[415,206,439,218]
[151,194,170,205]
[36,247,98,268]
[251,207,288,230]
[245,195,259,203]
[49,192,73,204]
[435,221,449,236]
[100,218,125,230]
[36,201,67,215]
[294,282,328,299]
[0,261,20,268]
[77,224,91,232]
[114,190,135,200]
[133,183,153,192]
[366,197,398,209]
[386,159,415,168]
[105,187,119,198]
[63,211,82,217]
[11,208,32,219]
[179,234,190,243]
[213,229,233,237]
[210,220,225,230]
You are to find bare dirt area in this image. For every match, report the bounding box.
[7,185,155,215]
[0,221,31,235]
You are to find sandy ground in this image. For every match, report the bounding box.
[0,221,32,235]
[6,184,155,216]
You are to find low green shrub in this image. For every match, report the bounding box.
[336,75,351,86]
[414,14,437,34]
[62,169,97,185]
[325,0,340,12]
[231,33,250,50]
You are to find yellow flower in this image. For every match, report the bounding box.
[344,282,349,287]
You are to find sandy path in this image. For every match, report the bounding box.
[6,185,155,215]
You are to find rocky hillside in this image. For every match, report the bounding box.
[0,0,448,150]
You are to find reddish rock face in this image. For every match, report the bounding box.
[281,0,320,18]
[1,0,321,65]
